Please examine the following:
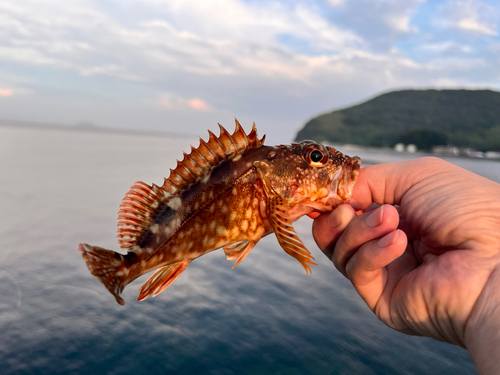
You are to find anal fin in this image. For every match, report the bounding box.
[269,197,317,274]
[223,240,256,268]
[138,260,191,301]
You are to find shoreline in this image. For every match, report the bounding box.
[0,118,195,140]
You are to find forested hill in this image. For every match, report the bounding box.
[295,89,500,151]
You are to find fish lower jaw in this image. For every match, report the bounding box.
[286,198,341,221]
[310,197,342,212]
[287,192,340,220]
[286,204,318,221]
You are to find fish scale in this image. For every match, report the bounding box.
[79,120,361,305]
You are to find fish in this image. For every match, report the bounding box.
[79,120,361,305]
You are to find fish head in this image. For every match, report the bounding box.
[254,140,361,218]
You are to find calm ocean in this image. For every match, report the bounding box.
[1,124,497,374]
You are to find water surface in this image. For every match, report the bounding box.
[2,125,494,374]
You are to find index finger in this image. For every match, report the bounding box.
[312,203,357,261]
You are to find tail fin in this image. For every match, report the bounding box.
[79,243,129,305]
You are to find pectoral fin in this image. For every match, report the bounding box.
[269,196,317,274]
[224,240,256,268]
[138,260,191,301]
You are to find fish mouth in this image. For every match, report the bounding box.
[308,155,361,212]
[336,156,361,201]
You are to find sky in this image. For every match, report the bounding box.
[1,0,499,143]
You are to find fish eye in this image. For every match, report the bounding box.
[302,146,328,166]
[310,150,323,163]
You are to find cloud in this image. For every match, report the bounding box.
[438,0,498,36]
[0,88,14,97]
[0,0,365,83]
[78,64,144,81]
[187,98,210,111]
[384,14,416,33]
[376,0,424,33]
[458,17,497,35]
[420,41,472,53]
[326,0,346,7]
[328,0,423,35]
[322,0,425,55]
[159,93,211,111]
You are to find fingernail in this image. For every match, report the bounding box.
[327,210,342,228]
[365,205,383,227]
[377,230,400,248]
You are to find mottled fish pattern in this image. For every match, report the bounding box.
[79,120,361,305]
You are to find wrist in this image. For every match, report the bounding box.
[464,263,500,375]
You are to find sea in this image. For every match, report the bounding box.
[1,124,498,375]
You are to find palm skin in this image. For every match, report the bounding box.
[312,157,500,372]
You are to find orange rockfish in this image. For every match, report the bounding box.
[79,120,360,305]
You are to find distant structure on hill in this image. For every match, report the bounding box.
[295,89,500,152]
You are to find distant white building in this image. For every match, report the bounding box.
[432,146,460,156]
[394,143,405,152]
[463,149,484,158]
[485,151,500,159]
[406,144,417,153]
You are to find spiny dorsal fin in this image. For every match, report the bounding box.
[116,120,265,250]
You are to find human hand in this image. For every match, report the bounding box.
[312,157,500,372]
